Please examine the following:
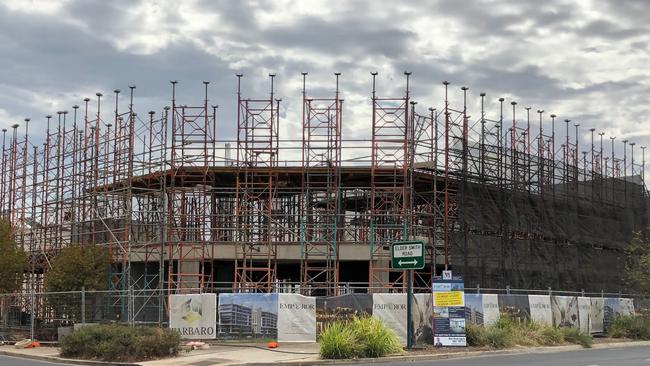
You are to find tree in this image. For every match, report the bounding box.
[0,218,27,294]
[45,244,111,292]
[625,228,650,293]
[44,244,111,322]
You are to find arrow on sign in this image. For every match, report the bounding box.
[399,260,418,266]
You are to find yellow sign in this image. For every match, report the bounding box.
[434,291,463,307]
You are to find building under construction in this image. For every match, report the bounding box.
[2,73,649,306]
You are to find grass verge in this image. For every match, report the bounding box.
[466,316,592,349]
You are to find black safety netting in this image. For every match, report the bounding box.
[449,177,650,292]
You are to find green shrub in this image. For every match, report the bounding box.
[466,323,488,347]
[319,322,362,359]
[466,320,515,349]
[349,317,402,357]
[484,325,516,348]
[608,314,650,340]
[319,317,401,359]
[492,316,516,330]
[538,326,564,346]
[514,321,544,347]
[60,324,180,362]
[561,327,593,348]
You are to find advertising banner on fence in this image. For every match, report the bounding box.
[498,294,530,321]
[619,298,635,316]
[577,297,591,333]
[528,295,552,326]
[218,293,278,340]
[464,294,484,326]
[603,297,636,331]
[413,293,433,345]
[316,294,372,336]
[590,297,604,333]
[464,294,500,326]
[373,293,408,346]
[482,294,500,326]
[278,294,316,342]
[432,277,466,346]
[551,296,579,328]
[604,297,617,331]
[170,294,217,339]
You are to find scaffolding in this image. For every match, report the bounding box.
[0,74,648,324]
[234,74,280,292]
[300,73,342,295]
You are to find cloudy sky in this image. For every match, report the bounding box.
[0,0,648,166]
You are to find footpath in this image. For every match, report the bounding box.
[2,340,650,366]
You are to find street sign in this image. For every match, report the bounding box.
[391,240,425,270]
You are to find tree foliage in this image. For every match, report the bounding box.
[0,218,27,294]
[625,228,650,293]
[45,244,111,292]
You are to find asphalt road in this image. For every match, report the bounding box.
[0,355,76,366]
[350,345,650,366]
[2,346,650,366]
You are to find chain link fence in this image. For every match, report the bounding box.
[1,283,648,342]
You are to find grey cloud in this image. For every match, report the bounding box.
[599,0,650,23]
[196,0,258,31]
[574,19,646,40]
[429,0,577,38]
[257,16,415,58]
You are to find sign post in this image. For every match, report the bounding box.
[391,241,424,349]
[406,267,413,349]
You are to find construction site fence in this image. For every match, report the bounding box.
[0,284,649,341]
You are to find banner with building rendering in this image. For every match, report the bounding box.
[173,292,639,342]
[464,293,499,327]
[169,294,217,339]
[464,294,483,326]
[218,293,278,340]
[603,297,635,332]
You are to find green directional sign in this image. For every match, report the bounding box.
[391,240,425,270]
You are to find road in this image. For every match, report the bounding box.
[1,345,650,366]
[351,345,650,366]
[0,355,75,366]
